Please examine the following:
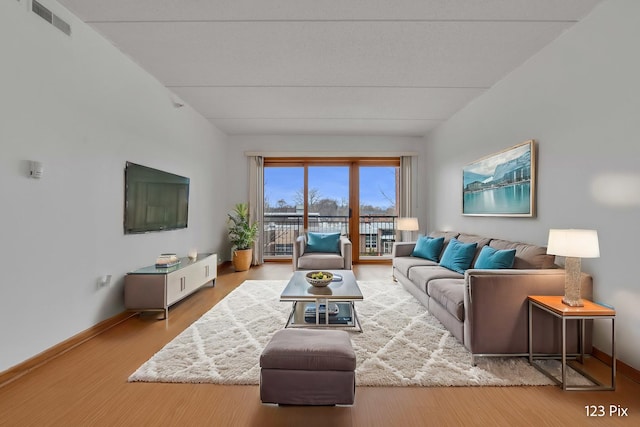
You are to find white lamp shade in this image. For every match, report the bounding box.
[397,217,419,231]
[546,229,600,258]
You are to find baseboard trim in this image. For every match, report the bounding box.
[592,346,640,384]
[0,311,135,388]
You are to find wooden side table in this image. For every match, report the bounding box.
[528,295,615,391]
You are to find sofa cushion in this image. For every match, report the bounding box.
[407,266,464,294]
[428,231,460,253]
[474,246,516,269]
[393,256,439,278]
[306,232,340,253]
[428,231,460,242]
[489,239,555,269]
[456,233,492,248]
[456,233,493,266]
[439,238,478,274]
[411,236,444,261]
[427,279,465,321]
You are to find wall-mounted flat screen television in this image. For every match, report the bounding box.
[124,162,190,234]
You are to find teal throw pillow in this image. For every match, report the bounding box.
[306,232,341,253]
[411,236,445,262]
[439,238,478,274]
[474,246,516,269]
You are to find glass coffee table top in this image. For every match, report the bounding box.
[280,270,363,301]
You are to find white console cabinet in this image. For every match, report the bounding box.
[124,253,217,319]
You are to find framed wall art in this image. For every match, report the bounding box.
[462,140,536,217]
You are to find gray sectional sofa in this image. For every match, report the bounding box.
[392,231,593,362]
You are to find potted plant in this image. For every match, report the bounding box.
[227,203,259,271]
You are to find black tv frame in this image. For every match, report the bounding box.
[124,162,190,234]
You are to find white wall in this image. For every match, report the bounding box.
[0,1,228,371]
[423,0,640,370]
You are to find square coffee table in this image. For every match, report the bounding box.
[280,270,363,332]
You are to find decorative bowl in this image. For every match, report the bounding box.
[305,271,334,287]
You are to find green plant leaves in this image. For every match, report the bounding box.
[227,203,259,250]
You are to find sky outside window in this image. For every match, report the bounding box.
[359,166,397,211]
[308,166,349,208]
[264,167,303,208]
[265,165,397,211]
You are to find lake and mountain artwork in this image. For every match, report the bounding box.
[463,140,535,216]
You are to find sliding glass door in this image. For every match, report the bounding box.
[263,158,399,262]
[358,164,399,259]
[307,165,350,235]
[263,166,304,257]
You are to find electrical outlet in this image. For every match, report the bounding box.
[97,275,112,288]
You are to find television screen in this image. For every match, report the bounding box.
[124,162,190,234]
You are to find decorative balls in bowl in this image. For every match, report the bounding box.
[305,271,334,287]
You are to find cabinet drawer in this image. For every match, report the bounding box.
[195,255,217,284]
[166,272,187,305]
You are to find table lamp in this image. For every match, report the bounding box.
[546,229,600,307]
[397,217,419,241]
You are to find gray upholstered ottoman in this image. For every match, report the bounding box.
[259,328,356,405]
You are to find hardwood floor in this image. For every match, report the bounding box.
[0,263,638,426]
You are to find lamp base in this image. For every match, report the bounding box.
[562,297,584,307]
[563,256,584,307]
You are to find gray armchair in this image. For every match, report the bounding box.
[292,234,353,270]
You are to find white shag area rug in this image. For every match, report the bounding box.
[129,280,587,387]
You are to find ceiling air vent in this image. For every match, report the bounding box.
[32,0,71,36]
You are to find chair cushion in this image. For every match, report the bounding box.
[306,232,340,253]
[439,238,478,274]
[298,253,344,270]
[260,329,356,371]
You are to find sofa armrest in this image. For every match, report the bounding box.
[292,235,306,269]
[392,241,416,258]
[463,269,593,355]
[464,268,567,303]
[339,236,353,269]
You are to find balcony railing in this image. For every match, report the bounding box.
[262,213,398,258]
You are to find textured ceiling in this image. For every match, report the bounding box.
[57,0,603,136]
